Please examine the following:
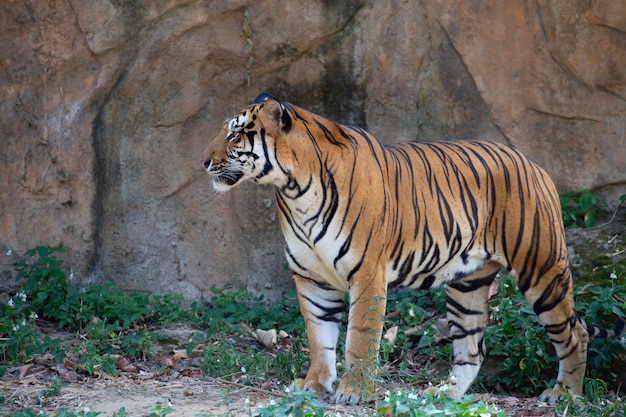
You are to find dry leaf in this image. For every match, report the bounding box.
[36,352,55,365]
[112,354,138,373]
[62,357,77,372]
[170,349,188,360]
[180,369,202,377]
[18,364,33,379]
[253,329,277,349]
[56,364,79,382]
[383,325,398,346]
[488,278,500,299]
[160,356,175,367]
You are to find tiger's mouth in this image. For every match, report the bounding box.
[213,170,244,186]
[203,162,245,190]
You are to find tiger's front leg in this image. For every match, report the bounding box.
[292,274,344,399]
[334,274,387,405]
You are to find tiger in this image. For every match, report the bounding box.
[201,92,624,404]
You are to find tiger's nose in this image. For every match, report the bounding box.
[202,159,212,170]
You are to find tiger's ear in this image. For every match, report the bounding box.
[262,97,292,133]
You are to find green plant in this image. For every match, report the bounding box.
[200,341,283,386]
[148,400,173,417]
[3,246,191,372]
[376,389,506,417]
[556,380,625,417]
[14,246,71,322]
[382,286,450,373]
[481,275,557,393]
[0,288,43,363]
[560,190,609,228]
[272,337,310,382]
[252,391,326,417]
[479,271,626,395]
[41,378,66,398]
[574,270,626,383]
[192,288,303,338]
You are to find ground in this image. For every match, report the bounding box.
[2,205,625,416]
[1,363,561,417]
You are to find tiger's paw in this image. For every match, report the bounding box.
[332,368,374,405]
[538,383,567,403]
[291,378,331,400]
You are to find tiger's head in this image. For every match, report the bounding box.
[202,93,292,192]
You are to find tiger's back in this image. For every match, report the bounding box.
[201,93,622,404]
[380,140,567,294]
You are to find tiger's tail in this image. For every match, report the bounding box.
[586,318,625,339]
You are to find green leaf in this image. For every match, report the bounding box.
[583,211,595,228]
[579,191,593,212]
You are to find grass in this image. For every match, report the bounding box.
[2,235,625,416]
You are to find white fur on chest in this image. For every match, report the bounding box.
[282,221,353,293]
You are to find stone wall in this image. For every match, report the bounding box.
[1,0,625,301]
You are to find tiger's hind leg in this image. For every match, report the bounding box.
[519,265,589,402]
[444,263,500,399]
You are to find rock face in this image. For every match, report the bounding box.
[1,0,625,301]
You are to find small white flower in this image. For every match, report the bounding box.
[269,399,276,406]
[385,390,391,396]
[21,319,26,326]
[284,386,291,394]
[7,298,14,308]
[408,307,415,318]
[241,366,246,373]
[408,392,418,400]
[30,312,39,320]
[17,292,27,302]
[83,407,91,413]
[245,398,250,405]
[384,395,390,402]
[449,374,457,383]
[13,325,20,331]
[69,271,74,280]
[6,248,12,256]
[167,400,172,408]
[610,272,617,280]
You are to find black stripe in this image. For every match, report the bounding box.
[302,294,344,322]
[446,296,483,316]
[447,275,495,293]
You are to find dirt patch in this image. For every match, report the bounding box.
[2,369,560,417]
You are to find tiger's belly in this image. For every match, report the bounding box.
[284,218,497,293]
[386,246,496,290]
